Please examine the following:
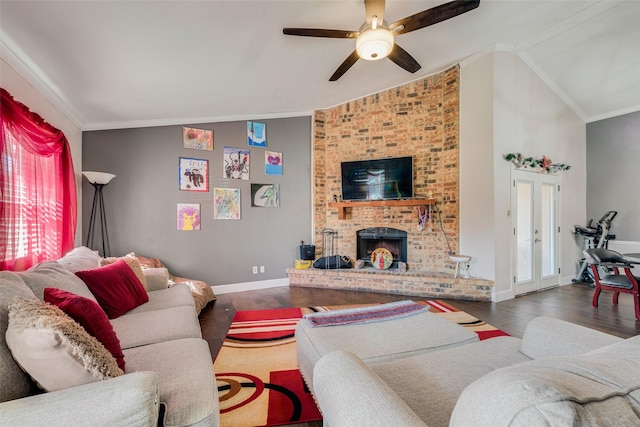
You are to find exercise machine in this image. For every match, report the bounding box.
[572,211,617,283]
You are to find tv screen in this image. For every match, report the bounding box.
[341,156,413,201]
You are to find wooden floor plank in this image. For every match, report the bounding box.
[199,282,640,359]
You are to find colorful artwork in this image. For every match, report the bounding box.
[179,157,209,192]
[265,151,282,176]
[183,127,213,150]
[223,147,250,180]
[247,121,266,147]
[214,187,241,219]
[251,184,279,207]
[177,204,200,231]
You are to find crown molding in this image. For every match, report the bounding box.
[1,32,85,130]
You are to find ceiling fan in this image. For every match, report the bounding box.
[283,0,480,81]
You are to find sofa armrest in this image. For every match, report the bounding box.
[313,351,427,427]
[521,316,623,360]
[143,267,169,291]
[0,372,159,427]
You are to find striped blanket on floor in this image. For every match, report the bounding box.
[303,300,429,327]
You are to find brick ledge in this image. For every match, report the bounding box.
[287,267,493,301]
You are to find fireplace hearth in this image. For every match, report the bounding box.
[357,227,408,269]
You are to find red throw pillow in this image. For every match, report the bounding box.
[43,287,126,371]
[75,259,149,319]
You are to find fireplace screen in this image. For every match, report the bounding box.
[357,227,408,269]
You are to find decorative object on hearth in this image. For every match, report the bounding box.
[371,247,393,270]
[503,153,571,173]
[83,171,116,257]
[283,0,480,81]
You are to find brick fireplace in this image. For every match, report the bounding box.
[288,65,494,301]
[312,66,460,273]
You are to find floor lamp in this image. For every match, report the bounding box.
[83,171,116,257]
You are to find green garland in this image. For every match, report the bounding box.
[504,153,571,173]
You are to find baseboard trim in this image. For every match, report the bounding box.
[212,278,289,295]
[492,288,514,303]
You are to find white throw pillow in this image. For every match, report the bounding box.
[5,297,124,392]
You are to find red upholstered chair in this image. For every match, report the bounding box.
[584,248,640,320]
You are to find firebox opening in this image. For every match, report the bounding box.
[357,227,408,269]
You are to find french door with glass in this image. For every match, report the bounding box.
[511,169,560,295]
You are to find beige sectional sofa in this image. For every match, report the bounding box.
[307,315,640,426]
[0,247,219,427]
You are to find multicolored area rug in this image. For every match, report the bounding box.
[214,300,508,427]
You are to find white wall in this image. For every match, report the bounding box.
[460,53,495,282]
[461,50,586,302]
[1,58,83,246]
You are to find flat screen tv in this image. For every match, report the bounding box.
[341,156,413,201]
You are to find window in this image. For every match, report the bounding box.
[1,88,77,270]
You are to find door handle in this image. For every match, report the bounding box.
[534,238,541,243]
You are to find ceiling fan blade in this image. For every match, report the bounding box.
[329,50,360,81]
[387,44,421,73]
[283,28,358,39]
[390,0,480,35]
[364,0,386,26]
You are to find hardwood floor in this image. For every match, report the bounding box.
[199,282,640,360]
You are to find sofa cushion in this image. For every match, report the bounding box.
[450,336,640,426]
[75,260,149,319]
[110,305,202,350]
[56,246,101,273]
[0,272,39,403]
[44,288,125,371]
[5,297,123,392]
[19,261,97,302]
[100,252,149,290]
[123,338,219,427]
[369,336,530,427]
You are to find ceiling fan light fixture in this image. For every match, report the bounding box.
[356,27,394,61]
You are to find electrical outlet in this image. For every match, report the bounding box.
[252,266,258,274]
[260,266,265,273]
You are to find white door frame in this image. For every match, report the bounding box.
[511,169,560,295]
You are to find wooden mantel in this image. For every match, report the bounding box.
[329,198,435,220]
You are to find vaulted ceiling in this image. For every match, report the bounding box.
[1,0,638,130]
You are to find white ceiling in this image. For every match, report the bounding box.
[1,0,639,130]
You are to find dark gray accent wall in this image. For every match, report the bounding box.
[82,116,312,287]
[586,110,640,241]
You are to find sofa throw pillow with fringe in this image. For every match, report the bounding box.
[43,287,126,371]
[5,297,124,392]
[75,259,149,319]
[99,252,148,291]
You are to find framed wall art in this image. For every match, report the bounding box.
[214,187,241,219]
[183,127,213,150]
[179,157,209,192]
[265,151,282,175]
[251,184,279,207]
[247,121,266,147]
[177,203,201,230]
[223,147,250,180]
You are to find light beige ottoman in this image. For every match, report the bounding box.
[296,309,478,391]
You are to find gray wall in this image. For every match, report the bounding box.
[586,110,640,241]
[82,116,312,287]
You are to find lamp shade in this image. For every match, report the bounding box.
[356,28,394,61]
[83,171,116,185]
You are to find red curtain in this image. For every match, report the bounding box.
[0,88,77,270]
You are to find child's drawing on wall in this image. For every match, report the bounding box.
[214,187,241,219]
[177,203,200,230]
[265,151,282,176]
[247,121,266,147]
[223,147,250,180]
[251,184,279,207]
